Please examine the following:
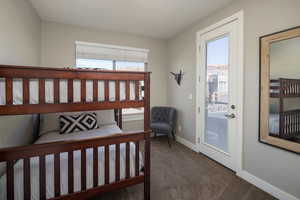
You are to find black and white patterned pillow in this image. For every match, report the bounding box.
[59,113,99,134]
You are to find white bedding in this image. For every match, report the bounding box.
[270,81,280,95]
[0,124,144,200]
[0,79,139,105]
[269,113,279,134]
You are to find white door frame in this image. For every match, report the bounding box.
[195,11,244,173]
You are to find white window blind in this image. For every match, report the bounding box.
[75,41,149,63]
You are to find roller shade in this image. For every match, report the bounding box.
[76,41,149,63]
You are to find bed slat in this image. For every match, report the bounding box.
[68,151,74,194]
[93,147,98,187]
[39,79,45,104]
[39,155,46,200]
[54,153,61,197]
[93,80,98,102]
[23,158,31,200]
[68,79,73,103]
[126,81,130,101]
[23,78,30,104]
[119,109,123,129]
[115,143,120,182]
[7,160,14,200]
[105,80,109,102]
[105,145,109,184]
[81,149,87,190]
[81,79,86,102]
[126,142,130,179]
[5,78,13,105]
[135,80,140,101]
[135,141,140,176]
[53,79,60,104]
[115,80,120,101]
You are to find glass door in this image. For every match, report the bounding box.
[198,20,238,171]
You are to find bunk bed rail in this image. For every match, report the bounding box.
[270,78,300,97]
[0,65,147,115]
[0,131,150,200]
[279,109,300,139]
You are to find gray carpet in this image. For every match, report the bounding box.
[95,137,277,200]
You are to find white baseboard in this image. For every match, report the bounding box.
[237,170,299,200]
[175,135,198,152]
[175,136,299,200]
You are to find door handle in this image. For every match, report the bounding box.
[224,113,236,119]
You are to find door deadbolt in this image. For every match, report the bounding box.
[225,113,236,119]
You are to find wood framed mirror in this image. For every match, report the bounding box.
[260,26,300,154]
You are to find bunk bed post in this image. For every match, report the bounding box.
[114,109,123,129]
[119,109,123,129]
[144,71,151,200]
[114,109,118,125]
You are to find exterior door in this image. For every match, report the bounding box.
[197,20,239,171]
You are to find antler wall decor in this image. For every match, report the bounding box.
[170,69,184,86]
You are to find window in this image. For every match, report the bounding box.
[75,41,149,117]
[76,58,113,70]
[116,61,145,71]
[76,59,145,71]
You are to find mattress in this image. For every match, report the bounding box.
[0,79,139,105]
[269,113,279,134]
[0,124,144,200]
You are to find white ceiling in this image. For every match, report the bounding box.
[29,0,235,39]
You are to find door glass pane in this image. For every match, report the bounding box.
[205,36,229,153]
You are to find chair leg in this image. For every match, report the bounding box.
[167,136,171,147]
[167,132,172,148]
[172,130,176,141]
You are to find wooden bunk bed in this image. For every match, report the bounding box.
[270,78,300,140]
[0,65,151,200]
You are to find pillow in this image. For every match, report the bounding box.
[59,113,99,134]
[39,110,116,136]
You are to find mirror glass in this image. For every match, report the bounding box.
[269,36,300,143]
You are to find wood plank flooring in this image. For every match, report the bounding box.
[95,137,277,200]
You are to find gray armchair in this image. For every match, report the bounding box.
[150,106,177,147]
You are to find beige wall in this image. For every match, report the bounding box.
[41,21,168,108]
[167,0,300,198]
[0,0,41,66]
[0,0,41,149]
[270,36,300,79]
